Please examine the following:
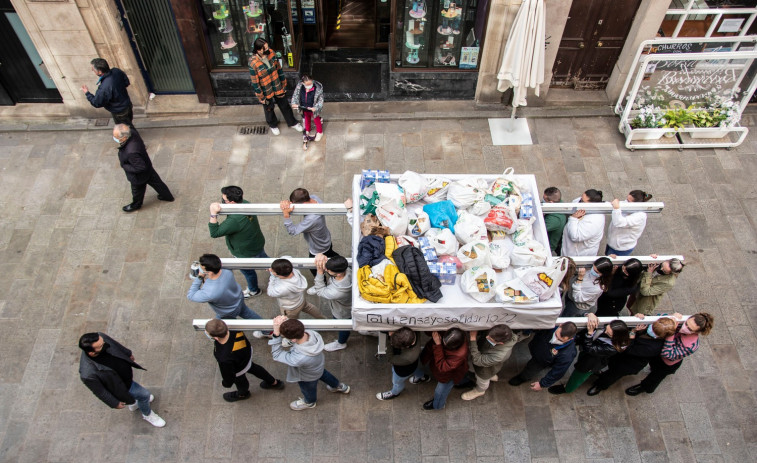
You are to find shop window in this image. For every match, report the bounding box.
[200,0,297,69]
[394,0,488,70]
[662,0,757,38]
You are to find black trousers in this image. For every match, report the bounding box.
[592,354,650,390]
[638,356,682,393]
[112,104,134,127]
[130,168,173,206]
[263,96,298,128]
[308,244,340,276]
[233,362,277,393]
[517,357,550,382]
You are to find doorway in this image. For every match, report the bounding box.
[551,0,641,89]
[324,0,376,47]
[0,0,62,105]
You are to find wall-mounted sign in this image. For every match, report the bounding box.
[718,18,745,33]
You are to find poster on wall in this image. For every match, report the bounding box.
[302,0,316,24]
[459,46,479,69]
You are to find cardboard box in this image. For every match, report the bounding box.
[428,262,457,285]
[360,169,390,190]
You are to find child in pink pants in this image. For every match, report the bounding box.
[290,75,324,147]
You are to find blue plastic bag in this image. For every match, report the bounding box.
[423,200,458,233]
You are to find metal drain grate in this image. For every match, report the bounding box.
[238,125,268,135]
[94,118,110,127]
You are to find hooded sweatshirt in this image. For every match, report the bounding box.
[269,329,325,382]
[307,267,352,319]
[267,268,309,311]
[561,197,605,257]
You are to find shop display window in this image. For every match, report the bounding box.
[395,0,488,70]
[200,0,297,69]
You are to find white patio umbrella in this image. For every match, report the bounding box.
[497,0,545,119]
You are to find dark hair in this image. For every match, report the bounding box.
[607,320,631,351]
[78,332,101,352]
[628,190,653,202]
[691,312,714,336]
[652,317,677,338]
[300,74,312,83]
[560,322,577,339]
[390,327,416,349]
[559,257,576,294]
[543,187,561,202]
[200,254,222,274]
[280,319,305,340]
[488,324,513,343]
[326,256,349,274]
[442,328,465,350]
[205,319,228,338]
[253,37,268,53]
[271,258,293,276]
[289,188,311,203]
[621,258,643,285]
[90,58,110,73]
[221,185,243,203]
[584,189,603,202]
[593,257,614,291]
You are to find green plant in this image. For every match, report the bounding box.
[629,105,664,129]
[689,107,728,128]
[661,108,692,131]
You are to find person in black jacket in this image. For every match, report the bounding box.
[508,322,578,391]
[595,258,643,317]
[78,332,166,427]
[81,58,133,126]
[585,315,677,396]
[205,319,284,402]
[114,124,174,212]
[548,314,631,395]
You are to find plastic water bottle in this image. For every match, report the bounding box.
[189,261,201,279]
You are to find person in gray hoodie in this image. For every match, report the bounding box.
[308,254,352,351]
[270,316,351,410]
[280,188,340,276]
[267,258,326,319]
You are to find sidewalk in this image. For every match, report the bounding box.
[0,106,755,462]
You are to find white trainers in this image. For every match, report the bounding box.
[323,341,347,352]
[270,127,280,136]
[290,398,316,410]
[461,388,486,401]
[326,383,350,394]
[315,132,323,142]
[292,123,303,132]
[243,288,262,298]
[142,411,166,427]
[490,375,499,382]
[128,394,154,412]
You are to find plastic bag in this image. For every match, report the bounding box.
[457,241,491,270]
[407,209,431,237]
[489,167,522,199]
[422,176,451,203]
[375,198,408,236]
[512,218,535,246]
[375,182,406,208]
[484,205,517,233]
[460,266,497,303]
[489,239,513,269]
[360,214,391,237]
[494,279,538,304]
[455,211,488,244]
[359,189,381,216]
[447,178,488,209]
[510,239,548,267]
[514,257,570,302]
[398,170,427,203]
[468,200,491,217]
[423,200,458,232]
[425,227,459,256]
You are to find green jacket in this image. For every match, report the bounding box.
[544,207,567,255]
[469,332,518,380]
[630,270,677,315]
[208,200,265,257]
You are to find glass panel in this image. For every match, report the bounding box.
[399,0,431,67]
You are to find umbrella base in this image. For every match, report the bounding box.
[488,117,533,146]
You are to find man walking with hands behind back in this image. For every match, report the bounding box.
[113,124,173,212]
[81,58,133,126]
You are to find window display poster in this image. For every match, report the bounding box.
[459,46,479,69]
[718,18,744,33]
[302,0,316,24]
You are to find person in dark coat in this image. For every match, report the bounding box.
[205,319,284,402]
[585,316,677,396]
[78,332,166,427]
[81,58,133,126]
[392,245,443,302]
[595,258,643,317]
[113,124,173,212]
[420,328,468,410]
[508,322,578,391]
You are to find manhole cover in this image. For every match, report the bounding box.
[94,118,110,127]
[238,125,268,135]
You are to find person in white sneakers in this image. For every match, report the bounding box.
[269,316,350,410]
[561,189,606,257]
[605,190,653,256]
[460,325,518,401]
[78,332,165,427]
[309,254,352,351]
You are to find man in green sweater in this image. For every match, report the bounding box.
[461,325,518,401]
[543,187,567,256]
[209,186,267,297]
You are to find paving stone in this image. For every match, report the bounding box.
[680,403,721,455]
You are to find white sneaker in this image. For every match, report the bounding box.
[243,288,262,298]
[128,394,154,412]
[324,341,347,352]
[315,132,323,142]
[461,388,486,401]
[270,127,280,136]
[142,411,166,427]
[326,383,350,394]
[292,123,303,132]
[490,375,499,382]
[290,398,316,410]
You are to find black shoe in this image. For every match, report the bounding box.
[548,385,567,395]
[223,391,250,402]
[586,386,602,396]
[422,399,436,410]
[157,195,174,202]
[625,384,646,396]
[508,375,526,386]
[122,203,141,212]
[454,379,476,389]
[260,379,285,390]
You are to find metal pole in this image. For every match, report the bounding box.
[540,202,665,214]
[218,203,349,215]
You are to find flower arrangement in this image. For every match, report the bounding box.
[689,88,741,128]
[629,104,665,129]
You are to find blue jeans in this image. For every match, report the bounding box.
[433,380,456,409]
[220,303,262,320]
[605,245,633,256]
[337,330,351,344]
[128,381,152,416]
[298,369,340,404]
[237,249,268,292]
[390,365,425,396]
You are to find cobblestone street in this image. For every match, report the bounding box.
[1,108,756,462]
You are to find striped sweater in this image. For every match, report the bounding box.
[661,332,699,366]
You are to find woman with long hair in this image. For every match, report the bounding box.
[595,258,643,317]
[561,257,613,317]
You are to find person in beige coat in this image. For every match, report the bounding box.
[629,256,684,315]
[461,325,518,401]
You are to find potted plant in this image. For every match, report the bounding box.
[628,104,668,140]
[688,89,741,139]
[661,108,692,136]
